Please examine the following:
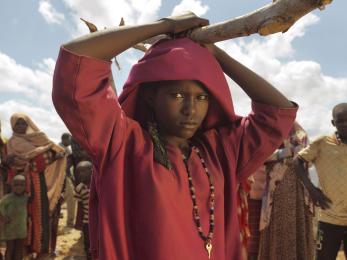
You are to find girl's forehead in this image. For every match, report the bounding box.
[158,80,208,92]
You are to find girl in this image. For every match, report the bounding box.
[6,113,66,257]
[53,12,297,260]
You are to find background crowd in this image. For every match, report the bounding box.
[0,114,92,260]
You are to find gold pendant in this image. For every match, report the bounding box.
[205,241,212,259]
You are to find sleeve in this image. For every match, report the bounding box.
[297,136,322,163]
[234,101,297,180]
[52,47,128,166]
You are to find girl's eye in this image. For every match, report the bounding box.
[197,94,209,101]
[171,93,184,99]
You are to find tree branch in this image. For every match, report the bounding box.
[189,0,333,43]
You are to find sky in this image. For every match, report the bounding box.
[0,0,346,142]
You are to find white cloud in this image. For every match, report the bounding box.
[171,0,209,16]
[218,14,347,138]
[0,52,55,106]
[0,52,68,141]
[38,0,65,25]
[61,0,162,36]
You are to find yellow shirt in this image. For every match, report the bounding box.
[298,134,347,226]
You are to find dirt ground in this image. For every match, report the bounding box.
[41,203,86,260]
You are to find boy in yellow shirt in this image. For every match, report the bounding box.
[295,103,347,260]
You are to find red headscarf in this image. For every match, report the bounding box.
[119,38,240,130]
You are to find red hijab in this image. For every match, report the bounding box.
[119,38,240,131]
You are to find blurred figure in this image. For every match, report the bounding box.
[59,133,76,228]
[296,103,347,260]
[74,161,92,260]
[0,175,28,260]
[248,122,315,260]
[70,137,91,231]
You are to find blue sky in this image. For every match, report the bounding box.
[0,0,346,141]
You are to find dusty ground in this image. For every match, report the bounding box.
[41,204,86,260]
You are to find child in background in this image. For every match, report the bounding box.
[0,174,29,260]
[59,133,76,228]
[295,103,347,260]
[70,138,91,231]
[74,161,92,260]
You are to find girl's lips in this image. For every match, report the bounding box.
[179,122,199,129]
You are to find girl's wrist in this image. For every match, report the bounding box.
[157,18,175,33]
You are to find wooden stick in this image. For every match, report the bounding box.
[189,0,333,43]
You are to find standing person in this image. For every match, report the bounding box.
[6,113,66,257]
[70,137,90,185]
[59,133,76,228]
[0,175,29,260]
[59,133,72,154]
[52,12,297,260]
[254,122,315,260]
[70,137,91,231]
[295,103,347,260]
[74,161,92,260]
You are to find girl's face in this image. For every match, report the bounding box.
[151,80,209,147]
[13,118,28,134]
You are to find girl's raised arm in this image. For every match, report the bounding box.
[63,12,209,61]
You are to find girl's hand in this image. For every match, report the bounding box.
[161,12,209,34]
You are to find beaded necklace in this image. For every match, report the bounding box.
[182,146,215,259]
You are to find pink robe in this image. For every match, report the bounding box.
[52,38,297,260]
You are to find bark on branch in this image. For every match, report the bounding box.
[82,0,333,46]
[189,0,333,43]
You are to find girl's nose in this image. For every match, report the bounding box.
[182,97,196,116]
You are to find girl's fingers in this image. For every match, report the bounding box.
[198,18,210,27]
